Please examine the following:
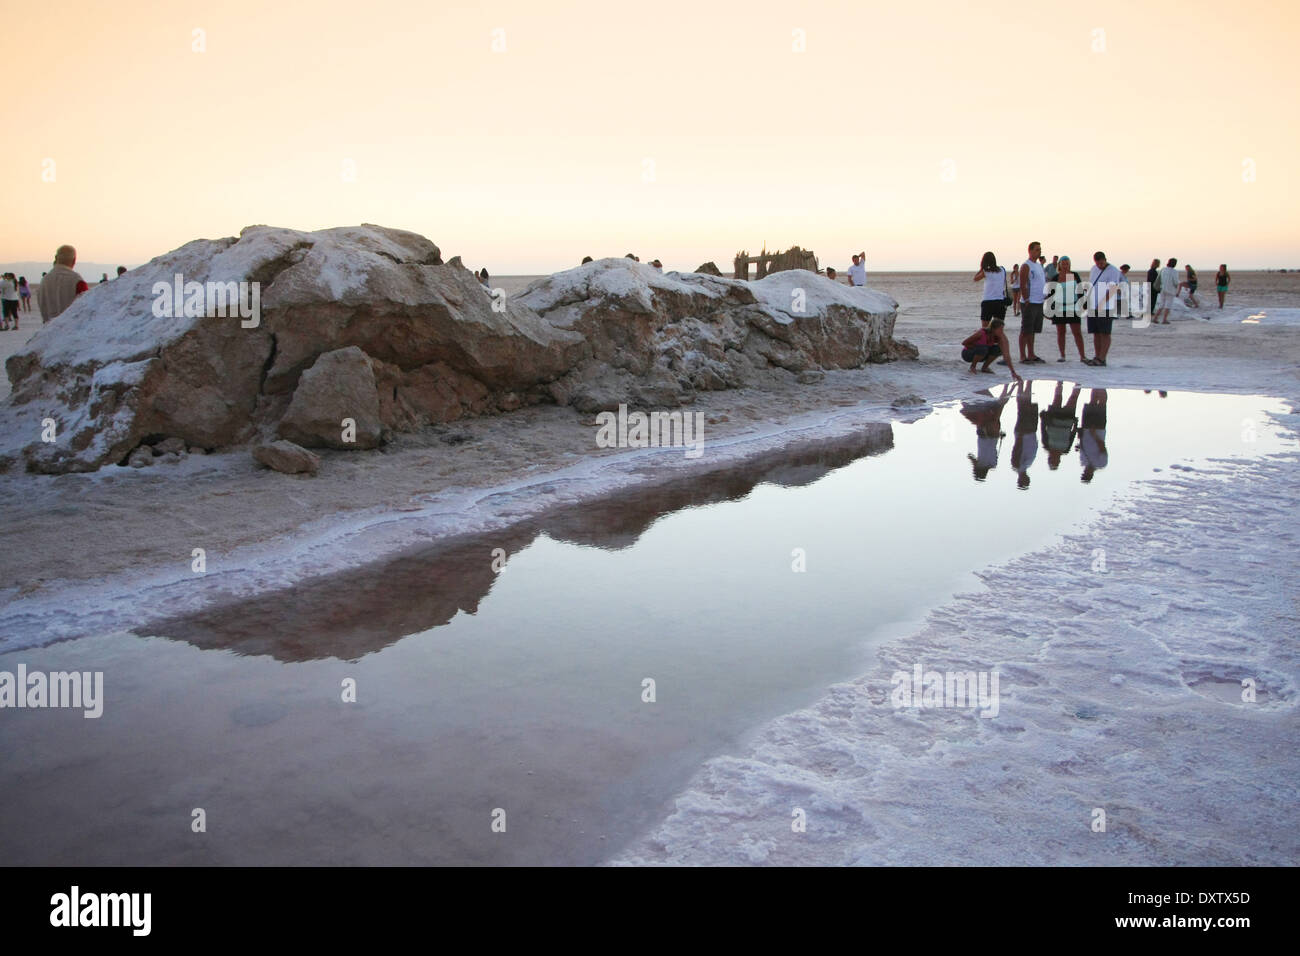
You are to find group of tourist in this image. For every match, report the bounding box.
[1149,258,1231,320]
[963,380,1114,488]
[0,272,31,329]
[0,245,132,328]
[964,242,1233,375]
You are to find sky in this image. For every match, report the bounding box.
[4,0,1298,273]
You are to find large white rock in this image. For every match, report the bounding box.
[1,224,585,473]
[0,235,914,473]
[518,259,911,412]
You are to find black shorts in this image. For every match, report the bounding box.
[981,299,1006,323]
[1051,312,1081,325]
[1087,315,1115,335]
[1020,302,1044,334]
[962,344,1001,362]
[1082,403,1107,428]
[1,299,17,319]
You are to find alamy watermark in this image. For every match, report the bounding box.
[152,274,260,328]
[1044,279,1151,328]
[50,886,150,936]
[0,665,103,718]
[890,662,1000,718]
[595,404,705,458]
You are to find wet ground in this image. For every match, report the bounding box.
[0,384,1293,864]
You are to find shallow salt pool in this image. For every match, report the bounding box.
[0,383,1294,865]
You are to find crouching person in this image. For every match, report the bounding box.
[962,317,1021,381]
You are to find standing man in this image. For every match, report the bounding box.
[1045,255,1059,283]
[1086,251,1123,366]
[847,251,867,287]
[1153,257,1179,325]
[38,245,90,323]
[1017,241,1047,364]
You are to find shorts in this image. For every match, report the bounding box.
[1087,315,1114,335]
[1082,403,1107,428]
[1020,302,1044,334]
[1216,285,1228,293]
[1050,312,1081,325]
[1188,281,1198,293]
[962,344,1001,363]
[1157,291,1176,310]
[1,299,18,319]
[980,299,1007,323]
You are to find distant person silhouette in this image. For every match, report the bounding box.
[1180,265,1199,307]
[1215,264,1230,308]
[0,273,19,329]
[116,265,127,278]
[1154,257,1179,324]
[1147,258,1160,316]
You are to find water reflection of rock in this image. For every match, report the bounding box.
[146,424,894,661]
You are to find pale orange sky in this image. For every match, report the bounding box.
[5,0,1297,272]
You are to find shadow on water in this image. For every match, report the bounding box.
[144,424,895,662]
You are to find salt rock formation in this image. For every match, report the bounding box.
[0,229,913,474]
[695,261,723,276]
[1,224,584,473]
[517,258,912,412]
[253,440,321,475]
[276,346,383,449]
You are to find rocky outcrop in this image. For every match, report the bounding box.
[518,259,912,412]
[0,230,912,474]
[695,261,723,276]
[2,224,585,473]
[277,347,382,450]
[252,440,321,475]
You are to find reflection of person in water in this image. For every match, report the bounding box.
[1010,380,1039,489]
[1039,381,1081,470]
[960,384,1012,481]
[1080,388,1108,483]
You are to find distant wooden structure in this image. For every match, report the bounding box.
[734,245,819,280]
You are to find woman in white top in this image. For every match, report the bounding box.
[972,251,1008,326]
